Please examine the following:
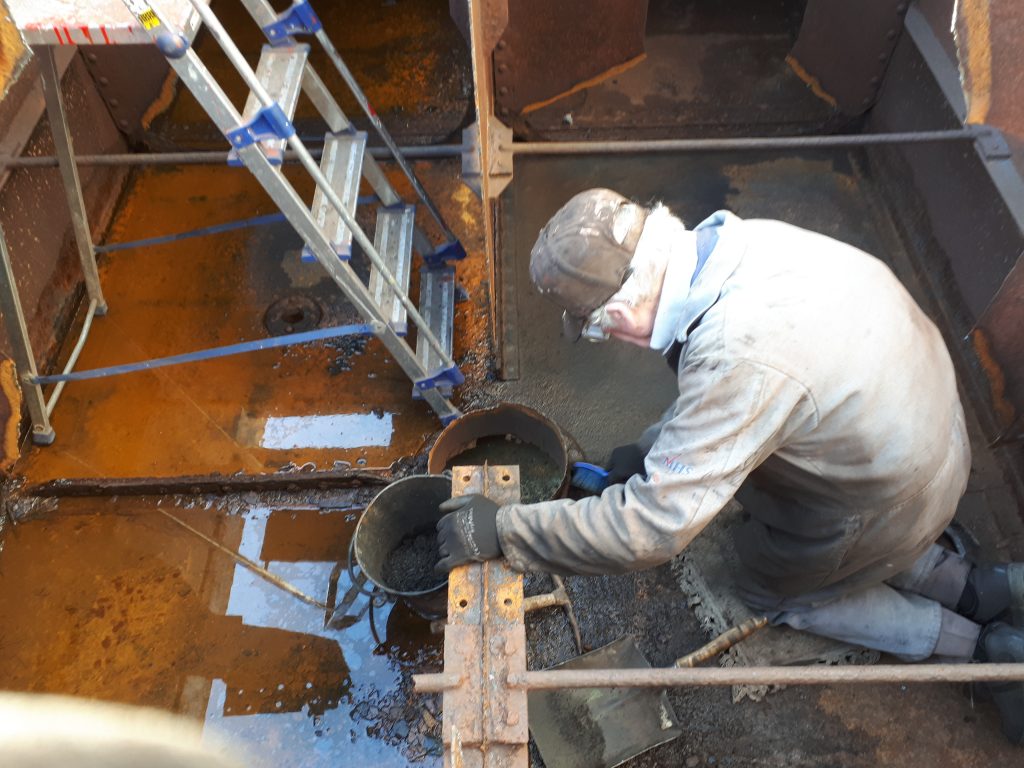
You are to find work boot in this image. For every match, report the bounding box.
[957,563,1024,624]
[975,622,1024,744]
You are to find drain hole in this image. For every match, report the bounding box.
[264,295,324,336]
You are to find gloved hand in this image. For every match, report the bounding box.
[435,494,502,572]
[606,443,647,485]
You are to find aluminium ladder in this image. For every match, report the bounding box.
[126,0,467,420]
[3,0,467,444]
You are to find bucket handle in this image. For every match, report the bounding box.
[347,536,390,604]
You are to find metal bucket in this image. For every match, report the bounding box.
[427,403,570,502]
[352,474,451,620]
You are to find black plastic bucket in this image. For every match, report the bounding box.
[352,474,450,619]
[427,403,570,503]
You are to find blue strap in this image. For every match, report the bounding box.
[97,197,379,254]
[32,323,374,385]
[95,214,287,254]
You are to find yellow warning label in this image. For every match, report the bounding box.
[139,9,161,29]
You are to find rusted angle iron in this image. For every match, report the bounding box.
[20,468,394,498]
[442,465,529,768]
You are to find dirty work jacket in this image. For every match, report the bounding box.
[496,212,971,605]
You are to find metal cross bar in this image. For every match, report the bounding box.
[416,662,1024,693]
[0,145,465,169]
[507,128,982,156]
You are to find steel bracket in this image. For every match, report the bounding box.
[414,364,466,394]
[487,119,514,198]
[226,103,296,165]
[263,0,323,46]
[424,240,467,268]
[972,125,1013,161]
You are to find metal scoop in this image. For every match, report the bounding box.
[528,617,767,768]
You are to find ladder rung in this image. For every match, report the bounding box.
[369,205,416,334]
[239,44,309,162]
[303,130,367,261]
[413,265,456,398]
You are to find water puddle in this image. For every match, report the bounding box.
[259,413,395,450]
[0,494,442,766]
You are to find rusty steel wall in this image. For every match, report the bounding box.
[491,0,648,118]
[0,52,130,375]
[788,0,911,115]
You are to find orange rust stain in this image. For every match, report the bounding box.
[785,54,839,108]
[970,327,1017,427]
[0,358,21,472]
[521,53,648,115]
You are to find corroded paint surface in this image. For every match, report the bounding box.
[161,0,472,144]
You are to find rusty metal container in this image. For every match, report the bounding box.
[352,474,451,619]
[427,403,570,502]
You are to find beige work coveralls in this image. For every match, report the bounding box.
[497,212,973,658]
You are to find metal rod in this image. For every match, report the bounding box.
[45,298,98,417]
[517,663,1024,690]
[312,28,458,243]
[674,616,768,668]
[188,0,456,372]
[157,509,328,610]
[416,662,1024,692]
[507,129,978,155]
[0,223,53,444]
[36,46,107,314]
[0,145,465,169]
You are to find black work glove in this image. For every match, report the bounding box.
[435,494,502,572]
[606,443,647,485]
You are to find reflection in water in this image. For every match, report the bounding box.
[260,414,394,450]
[200,508,441,767]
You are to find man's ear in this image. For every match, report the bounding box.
[604,301,638,333]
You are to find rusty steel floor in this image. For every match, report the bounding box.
[16,158,488,484]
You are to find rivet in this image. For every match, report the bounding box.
[506,711,520,726]
[118,119,129,128]
[878,53,888,62]
[869,76,880,85]
[86,53,98,63]
[98,76,110,86]
[504,638,516,656]
[499,107,510,116]
[498,86,509,95]
[496,40,507,50]
[886,28,898,40]
[497,64,508,74]
[108,98,120,107]
[862,97,872,106]
[896,3,908,12]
